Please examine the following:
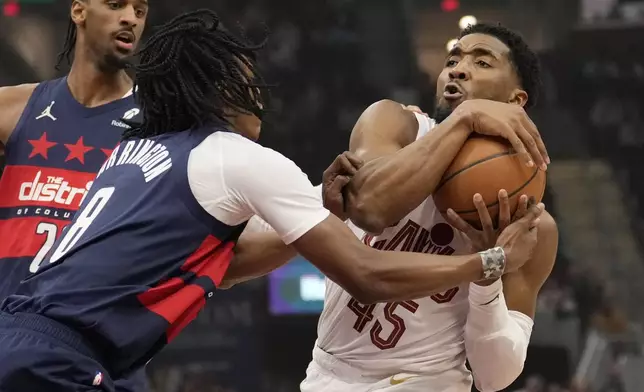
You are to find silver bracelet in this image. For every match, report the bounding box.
[478,247,506,280]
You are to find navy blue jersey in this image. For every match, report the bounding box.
[1,124,330,379]
[0,77,138,300]
[2,129,249,376]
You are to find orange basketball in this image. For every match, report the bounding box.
[433,135,546,227]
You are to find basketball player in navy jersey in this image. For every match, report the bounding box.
[0,0,148,391]
[0,10,544,392]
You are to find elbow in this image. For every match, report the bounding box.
[474,366,524,392]
[339,260,387,304]
[344,266,392,305]
[343,275,379,305]
[348,288,377,305]
[467,334,528,391]
[346,192,390,234]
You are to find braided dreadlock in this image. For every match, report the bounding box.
[122,9,270,140]
[56,18,77,70]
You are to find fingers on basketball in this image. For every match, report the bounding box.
[433,136,546,230]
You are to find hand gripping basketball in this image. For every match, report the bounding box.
[458,99,550,171]
[493,202,544,273]
[445,191,532,253]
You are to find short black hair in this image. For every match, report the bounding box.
[460,23,541,108]
[122,9,269,140]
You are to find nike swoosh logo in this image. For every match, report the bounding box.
[389,375,416,385]
[481,293,500,306]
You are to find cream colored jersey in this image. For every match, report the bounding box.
[313,114,473,383]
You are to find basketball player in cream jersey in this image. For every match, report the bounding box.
[300,24,558,392]
[304,113,476,392]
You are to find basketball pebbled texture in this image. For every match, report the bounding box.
[433,135,546,227]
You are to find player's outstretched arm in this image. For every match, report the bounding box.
[0,84,38,154]
[464,211,558,392]
[292,202,541,304]
[293,215,485,303]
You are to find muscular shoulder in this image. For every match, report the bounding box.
[0,83,38,103]
[0,83,39,145]
[348,99,419,162]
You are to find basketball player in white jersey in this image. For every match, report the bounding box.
[299,23,558,392]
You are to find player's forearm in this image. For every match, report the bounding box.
[359,251,483,303]
[464,281,533,392]
[220,231,296,289]
[346,112,471,233]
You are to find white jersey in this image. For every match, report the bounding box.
[314,114,473,383]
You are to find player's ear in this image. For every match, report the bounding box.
[508,89,528,107]
[71,0,88,26]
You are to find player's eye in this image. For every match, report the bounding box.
[106,1,121,10]
[476,60,491,68]
[445,59,458,67]
[135,8,147,18]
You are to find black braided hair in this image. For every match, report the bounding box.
[56,18,77,70]
[460,23,541,108]
[122,9,270,140]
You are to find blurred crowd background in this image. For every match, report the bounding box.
[1,0,644,391]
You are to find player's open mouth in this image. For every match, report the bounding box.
[114,32,135,51]
[443,83,463,100]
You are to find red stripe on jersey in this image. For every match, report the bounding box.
[137,235,235,341]
[180,235,232,287]
[137,277,206,342]
[0,165,95,209]
[0,217,68,258]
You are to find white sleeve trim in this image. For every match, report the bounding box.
[246,183,324,235]
[280,209,329,245]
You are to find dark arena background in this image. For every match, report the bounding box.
[1,0,644,391]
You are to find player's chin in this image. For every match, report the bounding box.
[105,51,134,70]
[446,96,467,109]
[433,102,454,124]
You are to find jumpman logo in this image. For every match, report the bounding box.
[36,101,57,121]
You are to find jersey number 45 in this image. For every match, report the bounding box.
[346,286,459,350]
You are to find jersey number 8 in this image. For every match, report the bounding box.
[49,187,115,264]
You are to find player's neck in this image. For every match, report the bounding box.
[67,59,133,108]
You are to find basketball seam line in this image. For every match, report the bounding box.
[447,167,541,214]
[435,151,513,192]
